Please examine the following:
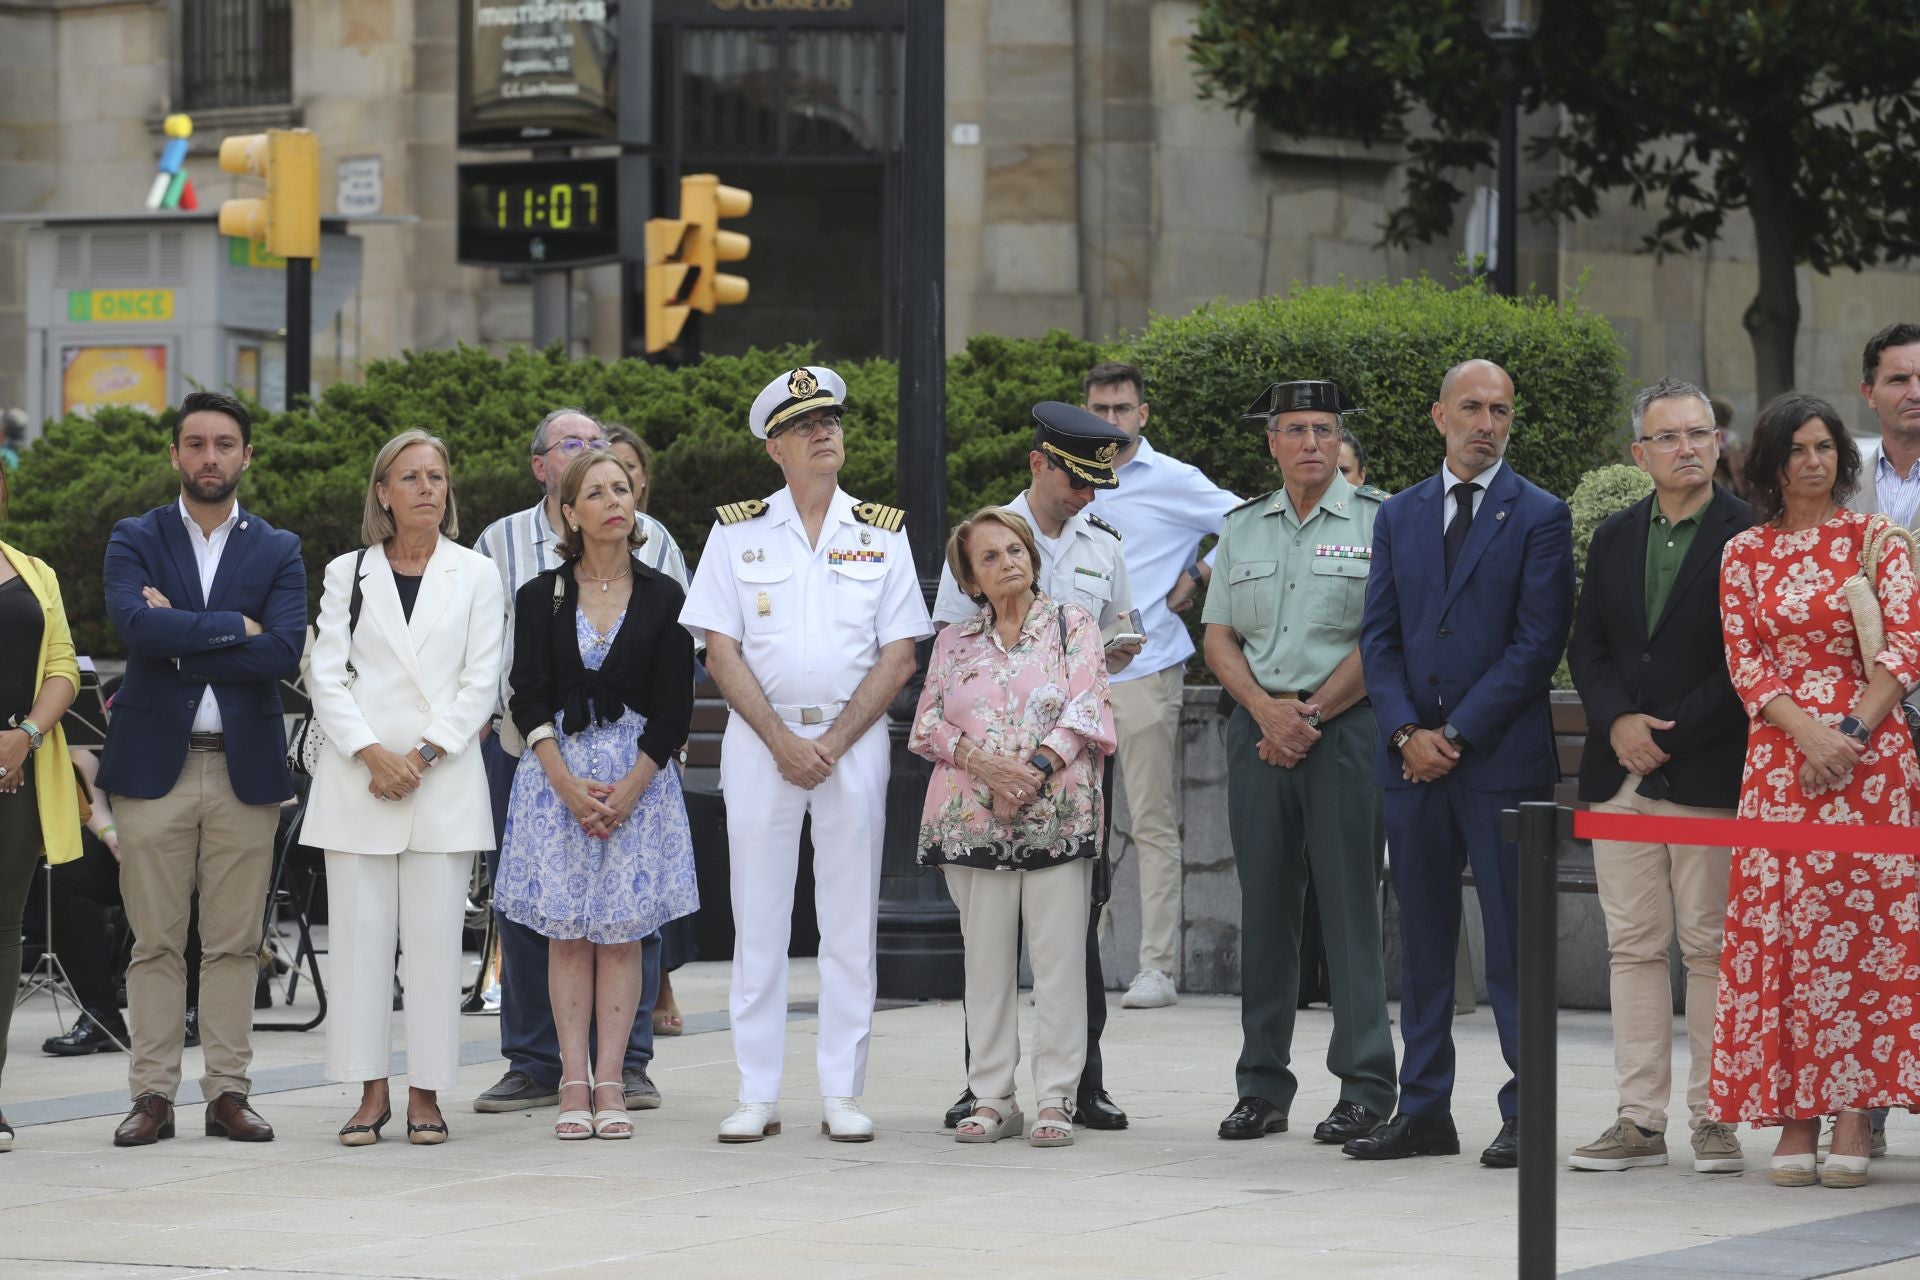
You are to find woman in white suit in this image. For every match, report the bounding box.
[303,429,504,1146]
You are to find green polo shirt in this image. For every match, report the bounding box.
[1203,471,1382,693]
[1644,501,1703,635]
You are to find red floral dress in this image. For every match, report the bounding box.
[1710,510,1920,1125]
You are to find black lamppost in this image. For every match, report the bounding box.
[1485,0,1536,296]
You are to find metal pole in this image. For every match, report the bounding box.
[532,267,571,351]
[285,256,311,410]
[1492,38,1524,297]
[618,0,653,357]
[1515,799,1562,1279]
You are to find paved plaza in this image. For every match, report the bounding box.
[4,959,1919,1279]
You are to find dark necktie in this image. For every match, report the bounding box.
[1444,481,1479,581]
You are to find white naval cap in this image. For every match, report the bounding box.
[750,366,848,439]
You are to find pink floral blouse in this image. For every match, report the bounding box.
[909,595,1117,870]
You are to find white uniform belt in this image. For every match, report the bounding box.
[772,701,846,726]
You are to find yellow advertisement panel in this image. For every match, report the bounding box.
[66,289,175,322]
[62,345,168,416]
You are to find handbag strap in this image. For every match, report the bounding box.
[344,547,368,679]
[1862,516,1917,588]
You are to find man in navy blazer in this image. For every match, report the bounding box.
[1346,360,1574,1167]
[97,390,306,1147]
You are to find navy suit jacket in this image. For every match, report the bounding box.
[1360,463,1575,792]
[96,502,307,805]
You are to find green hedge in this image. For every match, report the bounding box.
[4,279,1627,657]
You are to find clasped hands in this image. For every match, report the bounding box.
[964,746,1048,825]
[1254,697,1321,769]
[1797,719,1865,795]
[355,743,438,803]
[141,586,263,635]
[0,727,29,793]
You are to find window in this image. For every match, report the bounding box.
[181,0,292,110]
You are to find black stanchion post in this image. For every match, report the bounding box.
[1514,799,1565,1278]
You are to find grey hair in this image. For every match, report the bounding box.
[530,406,601,456]
[1629,378,1715,438]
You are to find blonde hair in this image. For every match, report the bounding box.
[946,506,1042,608]
[603,424,654,513]
[363,429,459,545]
[554,450,649,560]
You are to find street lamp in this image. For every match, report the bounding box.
[1484,0,1536,296]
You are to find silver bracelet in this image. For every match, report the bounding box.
[524,722,558,748]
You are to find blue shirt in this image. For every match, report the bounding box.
[1877,451,1920,530]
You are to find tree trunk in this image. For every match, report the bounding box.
[1742,140,1801,408]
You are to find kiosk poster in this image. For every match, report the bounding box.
[62,345,168,416]
[459,1,619,146]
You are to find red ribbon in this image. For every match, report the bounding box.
[1571,809,1920,856]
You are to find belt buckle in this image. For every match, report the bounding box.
[800,706,825,726]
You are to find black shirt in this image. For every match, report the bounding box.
[393,572,422,621]
[0,575,45,723]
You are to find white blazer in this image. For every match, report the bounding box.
[299,538,505,856]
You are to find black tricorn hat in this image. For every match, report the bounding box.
[1242,379,1360,420]
[1032,401,1128,489]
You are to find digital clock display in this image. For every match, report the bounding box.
[456,157,620,267]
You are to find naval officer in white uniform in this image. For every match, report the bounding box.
[679,366,932,1144]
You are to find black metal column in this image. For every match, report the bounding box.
[1514,800,1563,1279]
[285,256,311,410]
[876,0,961,1000]
[1492,37,1525,297]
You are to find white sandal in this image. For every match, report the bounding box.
[554,1080,593,1141]
[592,1082,633,1140]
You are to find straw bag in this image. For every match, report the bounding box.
[1842,516,1920,663]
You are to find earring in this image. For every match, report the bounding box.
[570,523,579,532]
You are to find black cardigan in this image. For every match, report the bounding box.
[509,558,694,770]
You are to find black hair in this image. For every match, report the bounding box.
[174,390,252,446]
[1862,322,1920,386]
[1082,360,1145,403]
[1338,426,1367,474]
[1741,392,1857,523]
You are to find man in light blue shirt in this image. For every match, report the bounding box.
[1085,361,1241,1008]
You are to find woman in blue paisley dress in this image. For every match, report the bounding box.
[495,451,698,1140]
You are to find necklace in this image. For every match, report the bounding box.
[578,565,631,593]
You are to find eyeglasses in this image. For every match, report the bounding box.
[769,414,843,441]
[538,437,610,458]
[1638,427,1717,453]
[1264,422,1337,441]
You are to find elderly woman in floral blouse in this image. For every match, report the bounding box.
[909,507,1116,1148]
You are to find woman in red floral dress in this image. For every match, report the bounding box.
[1713,393,1920,1190]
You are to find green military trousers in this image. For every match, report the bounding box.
[1225,701,1397,1117]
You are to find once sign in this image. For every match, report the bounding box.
[67,289,175,323]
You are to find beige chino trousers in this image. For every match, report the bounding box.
[1108,665,1185,975]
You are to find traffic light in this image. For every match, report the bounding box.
[642,172,751,355]
[643,216,697,354]
[216,127,319,260]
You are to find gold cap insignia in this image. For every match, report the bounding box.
[1094,442,1119,465]
[788,368,818,399]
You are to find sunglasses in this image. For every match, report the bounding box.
[1046,454,1096,490]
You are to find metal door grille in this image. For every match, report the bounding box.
[181,0,293,110]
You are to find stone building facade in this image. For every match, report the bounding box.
[1,0,1913,432]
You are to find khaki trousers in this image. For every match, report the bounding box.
[1108,665,1185,975]
[1591,774,1733,1132]
[115,752,280,1101]
[944,859,1093,1116]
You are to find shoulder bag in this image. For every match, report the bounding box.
[286,548,368,778]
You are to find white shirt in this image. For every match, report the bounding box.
[933,489,1134,631]
[679,486,932,709]
[1440,458,1505,530]
[473,499,688,718]
[1876,450,1920,530]
[178,497,239,734]
[1090,436,1241,681]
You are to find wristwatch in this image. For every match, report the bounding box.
[1303,710,1323,729]
[1027,752,1057,780]
[1390,724,1420,752]
[14,718,43,754]
[1838,715,1871,744]
[1441,723,1467,750]
[416,742,441,766]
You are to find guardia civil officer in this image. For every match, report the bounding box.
[1201,380,1397,1144]
[931,402,1140,1132]
[679,367,932,1144]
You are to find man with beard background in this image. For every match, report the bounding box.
[97,390,307,1146]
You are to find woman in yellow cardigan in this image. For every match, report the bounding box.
[0,463,81,1153]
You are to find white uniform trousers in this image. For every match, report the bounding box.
[721,713,890,1102]
[323,848,471,1091]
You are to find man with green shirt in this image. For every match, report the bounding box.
[1565,377,1752,1175]
[1202,379,1396,1144]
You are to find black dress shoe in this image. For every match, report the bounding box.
[1313,1100,1387,1145]
[43,1013,128,1057]
[1218,1096,1288,1140]
[943,1089,976,1130]
[1076,1090,1128,1131]
[183,1007,200,1049]
[1343,1112,1460,1160]
[1481,1116,1519,1168]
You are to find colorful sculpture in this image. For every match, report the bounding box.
[144,114,199,211]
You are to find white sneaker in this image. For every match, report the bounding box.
[717,1102,781,1143]
[821,1096,874,1143]
[1122,969,1178,1009]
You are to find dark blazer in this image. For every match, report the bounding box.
[1361,462,1576,792]
[97,502,306,804]
[510,557,694,769]
[1567,486,1752,808]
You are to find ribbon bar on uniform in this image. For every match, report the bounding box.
[1570,808,1920,857]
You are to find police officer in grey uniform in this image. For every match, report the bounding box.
[1201,379,1397,1144]
[932,402,1141,1131]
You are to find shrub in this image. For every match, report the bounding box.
[1555,461,1655,688]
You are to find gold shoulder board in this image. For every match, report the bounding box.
[1224,491,1271,517]
[715,499,769,525]
[1355,484,1391,502]
[852,501,907,533]
[1085,513,1122,541]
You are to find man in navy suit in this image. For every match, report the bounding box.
[1346,360,1574,1167]
[97,390,306,1147]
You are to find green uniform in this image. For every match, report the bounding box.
[1203,471,1396,1117]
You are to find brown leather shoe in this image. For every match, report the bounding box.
[204,1091,274,1142]
[113,1093,175,1147]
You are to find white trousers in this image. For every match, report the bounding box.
[323,848,471,1091]
[721,713,889,1102]
[1108,665,1186,974]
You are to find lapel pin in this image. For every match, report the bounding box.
[860,530,872,546]
[1496,510,1507,521]
[742,549,754,563]
[239,520,248,530]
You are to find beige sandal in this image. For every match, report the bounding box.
[554,1080,593,1141]
[955,1107,1023,1144]
[1030,1109,1074,1148]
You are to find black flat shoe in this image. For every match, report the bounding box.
[1218,1096,1288,1140]
[943,1089,976,1130]
[338,1108,390,1148]
[1481,1116,1519,1168]
[1076,1090,1129,1131]
[1314,1101,1387,1145]
[183,1007,200,1049]
[1343,1112,1461,1160]
[408,1117,450,1146]
[43,1013,128,1057]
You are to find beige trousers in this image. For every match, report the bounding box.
[1108,665,1185,975]
[1591,774,1734,1132]
[944,859,1093,1116]
[115,752,281,1101]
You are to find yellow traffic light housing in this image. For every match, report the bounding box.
[217,128,319,259]
[643,217,698,354]
[678,173,751,314]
